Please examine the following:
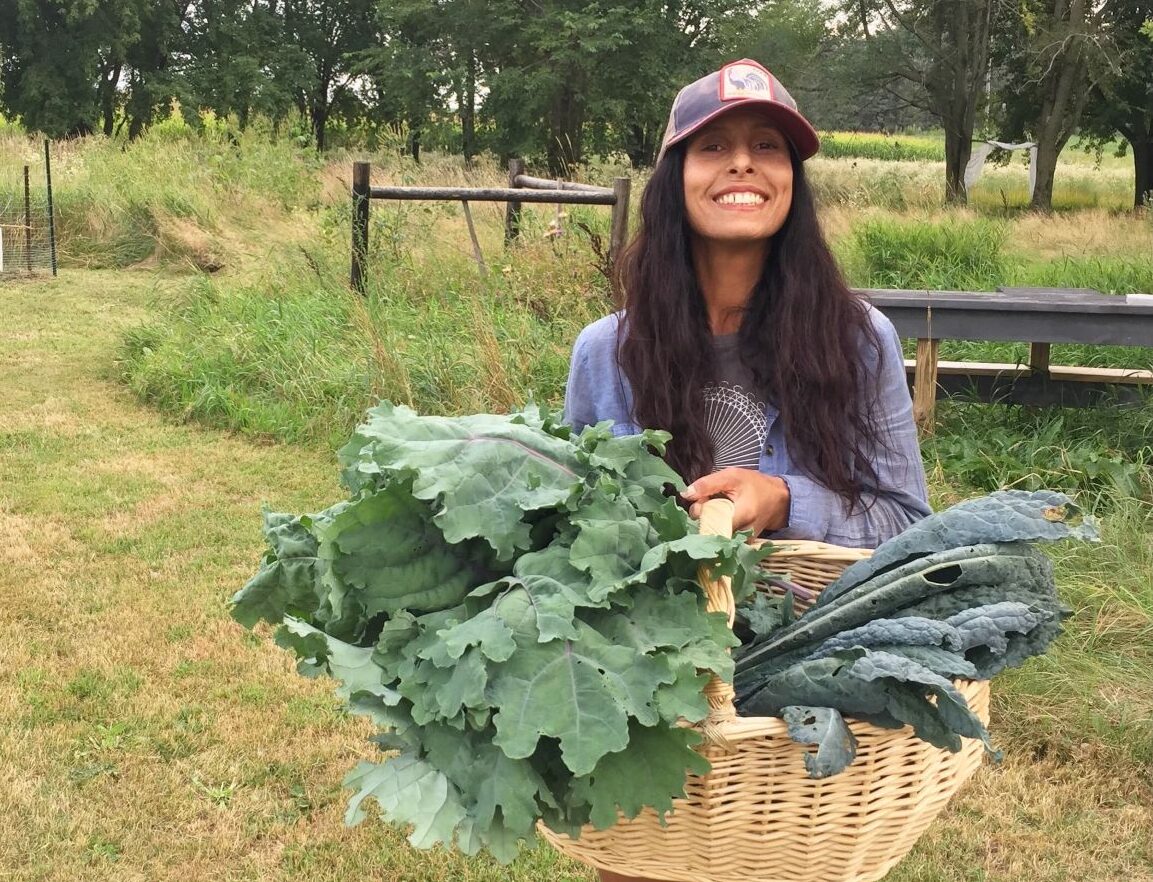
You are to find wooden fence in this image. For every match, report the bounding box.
[350,159,630,292]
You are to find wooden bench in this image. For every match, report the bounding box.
[860,287,1153,431]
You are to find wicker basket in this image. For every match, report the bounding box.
[539,499,990,882]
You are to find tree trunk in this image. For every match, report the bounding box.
[99,62,122,137]
[546,77,585,177]
[1028,0,1091,212]
[1030,137,1061,212]
[943,123,972,204]
[409,125,422,163]
[1133,135,1152,209]
[312,101,328,151]
[924,0,994,205]
[461,49,476,166]
[625,123,657,168]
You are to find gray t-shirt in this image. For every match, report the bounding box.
[703,333,769,471]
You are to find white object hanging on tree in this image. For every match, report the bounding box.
[964,141,1037,200]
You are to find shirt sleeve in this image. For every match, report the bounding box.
[766,309,931,548]
[561,314,636,434]
[562,324,597,432]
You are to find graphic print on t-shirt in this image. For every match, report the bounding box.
[702,381,768,470]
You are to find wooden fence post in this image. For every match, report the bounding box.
[608,176,631,268]
[351,161,371,293]
[504,158,524,244]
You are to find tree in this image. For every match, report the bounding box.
[120,1,197,139]
[281,0,377,150]
[729,0,828,86]
[993,0,1117,212]
[0,0,144,136]
[477,0,741,173]
[1079,5,1153,208]
[179,0,298,130]
[845,0,997,204]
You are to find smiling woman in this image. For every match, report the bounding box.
[561,60,932,878]
[563,58,931,559]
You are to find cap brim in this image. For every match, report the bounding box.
[661,99,820,162]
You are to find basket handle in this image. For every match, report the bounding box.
[696,498,737,720]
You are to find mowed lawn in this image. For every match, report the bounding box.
[1,266,1151,882]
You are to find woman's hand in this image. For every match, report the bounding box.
[681,468,790,536]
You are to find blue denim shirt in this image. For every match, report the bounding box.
[561,305,931,548]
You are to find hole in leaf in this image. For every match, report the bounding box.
[924,564,962,585]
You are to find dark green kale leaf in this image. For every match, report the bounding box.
[817,489,1097,606]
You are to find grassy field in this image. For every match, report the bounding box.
[1,127,1151,881]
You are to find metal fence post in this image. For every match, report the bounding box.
[351,161,371,293]
[23,166,33,274]
[504,158,524,244]
[44,140,57,277]
[608,176,631,268]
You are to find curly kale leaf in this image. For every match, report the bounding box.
[236,405,769,861]
[231,509,332,629]
[337,402,590,559]
[567,721,711,829]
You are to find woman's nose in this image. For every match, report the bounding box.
[729,148,754,173]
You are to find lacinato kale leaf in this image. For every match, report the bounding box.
[817,489,1097,606]
[733,490,1095,778]
[781,706,858,779]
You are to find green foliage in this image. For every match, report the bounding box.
[847,216,1009,290]
[233,403,770,860]
[924,403,1153,502]
[119,271,376,447]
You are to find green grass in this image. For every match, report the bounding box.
[845,215,1010,290]
[118,242,606,446]
[3,266,1151,882]
[819,130,946,163]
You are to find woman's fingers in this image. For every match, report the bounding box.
[681,469,790,535]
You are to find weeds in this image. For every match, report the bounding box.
[847,215,1009,290]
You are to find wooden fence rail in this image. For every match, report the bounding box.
[350,159,631,292]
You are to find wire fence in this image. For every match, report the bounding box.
[0,143,56,279]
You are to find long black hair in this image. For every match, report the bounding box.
[615,144,886,510]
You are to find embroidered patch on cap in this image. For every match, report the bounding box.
[718,61,774,101]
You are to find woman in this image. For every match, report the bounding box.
[563,59,930,551]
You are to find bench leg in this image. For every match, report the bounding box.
[913,338,940,435]
[1029,341,1051,375]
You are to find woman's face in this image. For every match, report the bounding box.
[682,109,794,246]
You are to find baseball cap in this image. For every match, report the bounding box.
[658,59,820,162]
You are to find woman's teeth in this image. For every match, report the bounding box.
[715,192,765,205]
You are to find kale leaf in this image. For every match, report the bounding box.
[233,402,769,862]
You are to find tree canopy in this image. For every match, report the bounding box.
[0,0,1147,205]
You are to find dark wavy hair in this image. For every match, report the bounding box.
[615,144,886,510]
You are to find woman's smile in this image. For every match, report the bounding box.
[713,187,769,207]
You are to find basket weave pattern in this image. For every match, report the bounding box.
[540,502,991,882]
